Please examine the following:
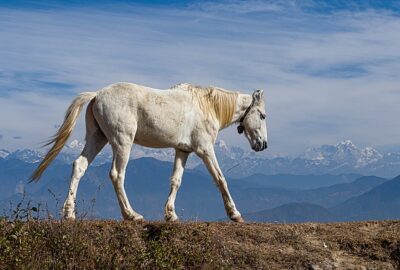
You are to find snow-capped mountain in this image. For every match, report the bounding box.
[0,149,10,159]
[132,146,175,163]
[5,149,44,163]
[211,140,399,178]
[301,140,383,168]
[2,139,400,178]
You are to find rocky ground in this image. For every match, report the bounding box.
[0,220,399,269]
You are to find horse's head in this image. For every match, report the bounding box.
[238,90,268,152]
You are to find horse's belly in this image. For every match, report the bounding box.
[134,132,175,148]
[134,121,191,149]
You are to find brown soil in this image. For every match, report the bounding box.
[0,220,399,269]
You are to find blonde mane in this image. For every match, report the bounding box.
[172,83,238,129]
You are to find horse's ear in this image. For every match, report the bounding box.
[252,89,264,101]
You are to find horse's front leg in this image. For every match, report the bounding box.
[164,150,189,221]
[197,146,244,223]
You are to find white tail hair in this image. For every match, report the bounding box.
[30,92,97,182]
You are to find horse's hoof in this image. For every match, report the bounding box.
[63,215,76,221]
[62,210,76,221]
[165,212,179,222]
[124,214,144,222]
[230,215,245,223]
[133,215,145,222]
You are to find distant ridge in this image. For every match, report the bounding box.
[1,155,397,221]
[332,175,400,221]
[3,139,400,177]
[243,175,398,223]
[243,202,336,223]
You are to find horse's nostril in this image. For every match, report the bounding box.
[263,141,268,150]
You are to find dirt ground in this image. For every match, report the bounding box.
[0,220,399,269]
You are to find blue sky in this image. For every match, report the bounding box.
[1,0,400,155]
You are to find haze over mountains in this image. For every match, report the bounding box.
[0,139,399,222]
[244,176,400,223]
[1,139,400,177]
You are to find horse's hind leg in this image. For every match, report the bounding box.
[63,100,107,219]
[109,142,143,221]
[62,131,107,219]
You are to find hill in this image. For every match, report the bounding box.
[300,175,387,207]
[243,202,336,223]
[242,176,398,223]
[236,175,386,216]
[236,173,361,190]
[0,220,399,269]
[333,176,400,221]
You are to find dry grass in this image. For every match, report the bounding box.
[0,220,399,269]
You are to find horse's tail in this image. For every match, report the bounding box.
[30,92,97,182]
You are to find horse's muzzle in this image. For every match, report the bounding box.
[252,140,268,152]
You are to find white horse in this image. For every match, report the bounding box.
[31,82,268,222]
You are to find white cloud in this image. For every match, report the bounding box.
[0,1,399,154]
[192,0,293,14]
[0,91,86,150]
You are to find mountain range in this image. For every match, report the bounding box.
[1,139,399,222]
[1,139,400,177]
[244,175,400,223]
[0,153,398,222]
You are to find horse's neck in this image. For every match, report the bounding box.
[231,94,253,124]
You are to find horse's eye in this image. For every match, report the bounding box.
[260,113,266,120]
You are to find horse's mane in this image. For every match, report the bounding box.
[171,83,238,129]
